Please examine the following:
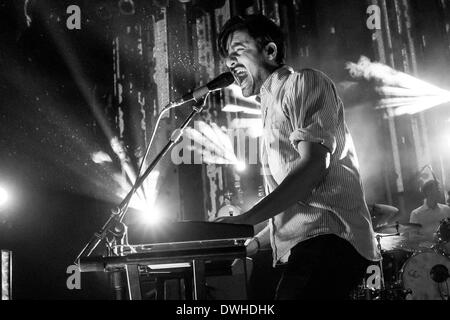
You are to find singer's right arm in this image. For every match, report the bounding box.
[246,224,270,256]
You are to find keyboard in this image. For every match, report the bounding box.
[79,221,254,272]
[126,221,254,244]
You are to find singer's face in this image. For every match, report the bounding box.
[224,31,274,97]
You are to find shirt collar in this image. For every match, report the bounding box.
[259,65,294,98]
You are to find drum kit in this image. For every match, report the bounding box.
[354,204,450,300]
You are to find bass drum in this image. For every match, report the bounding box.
[401,251,450,300]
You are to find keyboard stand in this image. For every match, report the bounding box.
[81,241,249,300]
[192,259,206,300]
[125,264,142,300]
[123,257,248,300]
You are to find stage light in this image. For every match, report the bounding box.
[183,122,239,165]
[181,121,261,167]
[140,207,161,225]
[347,56,450,116]
[0,186,9,208]
[227,84,260,105]
[119,170,161,225]
[91,151,113,164]
[222,104,261,115]
[235,161,246,172]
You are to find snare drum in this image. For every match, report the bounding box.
[400,251,450,300]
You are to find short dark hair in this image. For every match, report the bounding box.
[218,14,286,65]
[421,180,440,197]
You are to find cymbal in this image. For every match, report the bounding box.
[375,222,422,234]
[370,204,399,215]
[369,204,400,227]
[216,204,242,218]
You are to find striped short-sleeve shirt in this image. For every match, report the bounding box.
[259,66,380,265]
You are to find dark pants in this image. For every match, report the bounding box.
[275,234,370,300]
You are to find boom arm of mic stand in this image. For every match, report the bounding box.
[75,98,208,265]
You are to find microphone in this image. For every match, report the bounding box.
[170,72,235,107]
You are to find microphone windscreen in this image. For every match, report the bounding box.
[207,72,235,91]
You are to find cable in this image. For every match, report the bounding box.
[117,103,174,222]
[116,94,210,227]
[118,101,189,223]
[137,104,173,180]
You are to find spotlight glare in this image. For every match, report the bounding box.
[223,104,261,115]
[140,207,161,225]
[183,122,242,166]
[227,84,260,105]
[235,161,246,172]
[0,186,9,207]
[348,56,450,115]
[91,151,113,164]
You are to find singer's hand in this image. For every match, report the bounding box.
[245,237,260,257]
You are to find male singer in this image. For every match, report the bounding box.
[215,15,379,300]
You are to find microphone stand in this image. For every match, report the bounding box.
[75,97,208,265]
[375,223,400,295]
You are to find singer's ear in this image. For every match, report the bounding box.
[264,42,278,62]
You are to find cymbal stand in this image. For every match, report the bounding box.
[375,229,400,293]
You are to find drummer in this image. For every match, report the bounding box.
[409,180,450,243]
